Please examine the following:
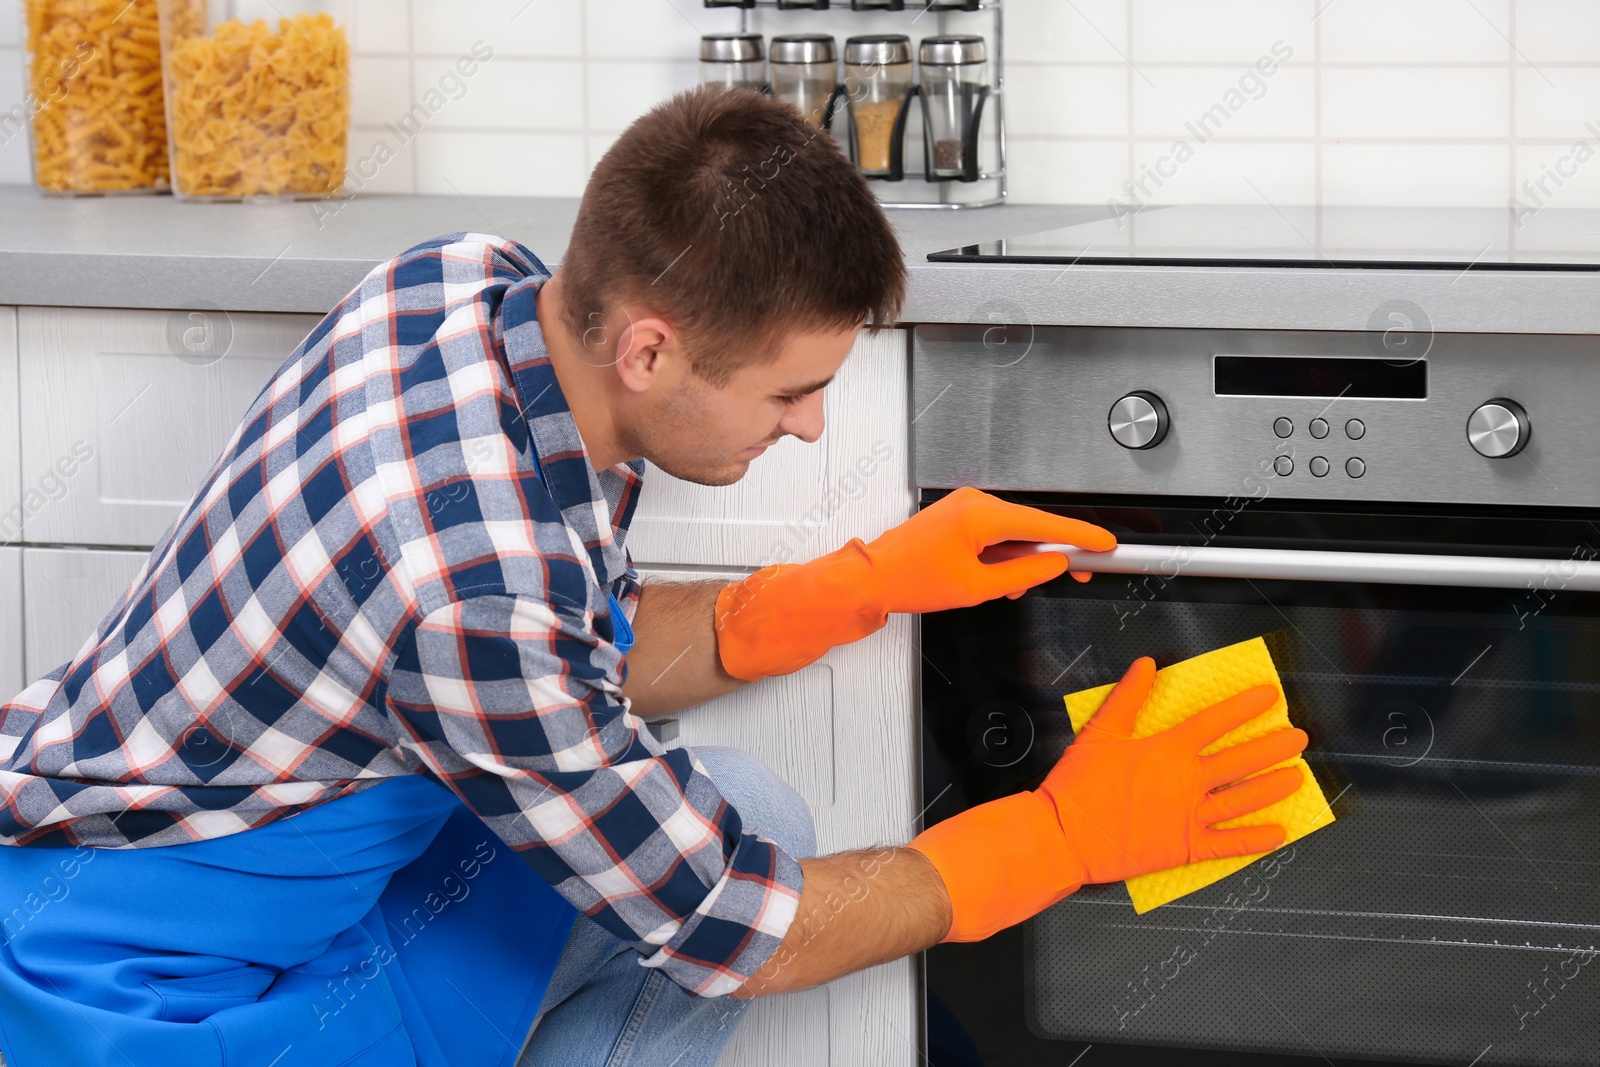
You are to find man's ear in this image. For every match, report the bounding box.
[613,310,678,394]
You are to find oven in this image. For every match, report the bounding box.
[912,322,1600,1067]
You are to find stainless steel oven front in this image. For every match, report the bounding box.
[912,323,1600,1067]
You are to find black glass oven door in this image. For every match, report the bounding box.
[921,495,1600,1067]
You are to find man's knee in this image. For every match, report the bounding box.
[688,746,818,860]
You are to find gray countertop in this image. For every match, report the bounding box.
[5,184,1600,334]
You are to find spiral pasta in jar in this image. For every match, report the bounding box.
[22,0,171,194]
[157,1,350,200]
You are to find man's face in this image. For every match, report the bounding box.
[627,322,860,487]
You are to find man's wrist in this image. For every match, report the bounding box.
[909,790,1085,943]
[713,543,890,681]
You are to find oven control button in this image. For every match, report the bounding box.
[1309,418,1329,439]
[1309,456,1330,477]
[1345,418,1366,440]
[1467,399,1530,458]
[1346,457,1366,478]
[1273,417,1293,438]
[1108,391,1169,449]
[1273,455,1294,476]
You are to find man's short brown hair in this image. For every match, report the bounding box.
[560,86,906,384]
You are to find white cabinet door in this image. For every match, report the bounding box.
[630,329,920,1067]
[629,328,910,568]
[21,547,149,683]
[18,307,321,548]
[638,567,920,1067]
[0,307,19,545]
[0,548,21,702]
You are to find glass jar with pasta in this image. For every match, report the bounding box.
[156,0,350,200]
[22,0,171,194]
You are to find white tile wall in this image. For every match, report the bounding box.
[0,0,1596,208]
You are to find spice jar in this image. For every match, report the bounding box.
[769,35,837,128]
[843,35,913,178]
[918,35,988,180]
[699,34,766,92]
[157,0,350,200]
[23,0,170,194]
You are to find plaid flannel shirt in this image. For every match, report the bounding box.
[0,234,801,996]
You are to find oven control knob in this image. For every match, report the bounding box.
[1467,398,1530,458]
[1108,391,1170,450]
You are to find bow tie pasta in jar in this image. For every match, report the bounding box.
[22,0,170,194]
[156,0,349,200]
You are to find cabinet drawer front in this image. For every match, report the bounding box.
[19,307,320,547]
[629,329,909,568]
[21,546,150,684]
[0,547,21,702]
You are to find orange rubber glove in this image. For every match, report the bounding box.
[714,486,1116,681]
[909,657,1309,942]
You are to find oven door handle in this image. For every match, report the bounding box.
[1024,542,1600,591]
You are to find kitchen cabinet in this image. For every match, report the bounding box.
[0,548,21,703]
[629,326,918,1067]
[629,328,911,566]
[21,546,149,684]
[0,308,18,542]
[689,612,918,1067]
[17,307,320,548]
[659,604,921,1067]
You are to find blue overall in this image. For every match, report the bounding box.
[0,602,635,1067]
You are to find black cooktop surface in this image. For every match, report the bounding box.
[927,204,1600,270]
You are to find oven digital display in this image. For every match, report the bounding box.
[1214,354,1428,398]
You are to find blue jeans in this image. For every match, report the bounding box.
[516,746,818,1067]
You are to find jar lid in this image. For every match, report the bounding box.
[919,34,987,65]
[770,34,837,64]
[844,34,913,66]
[700,34,764,63]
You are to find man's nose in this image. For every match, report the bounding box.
[778,391,826,444]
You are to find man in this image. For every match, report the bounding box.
[0,87,1306,1066]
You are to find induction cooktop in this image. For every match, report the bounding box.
[927,204,1600,270]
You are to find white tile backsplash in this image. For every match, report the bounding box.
[415,129,587,197]
[351,0,410,55]
[345,126,422,196]
[1514,67,1600,140]
[422,57,585,130]
[1132,65,1316,140]
[582,0,740,59]
[1321,67,1509,139]
[0,0,1591,207]
[1130,0,1311,64]
[1513,142,1600,210]
[351,56,412,128]
[414,0,583,59]
[1318,0,1511,64]
[1006,65,1128,137]
[1498,0,1600,64]
[1321,143,1510,205]
[1129,139,1318,205]
[586,58,699,132]
[1006,0,1130,65]
[1008,138,1128,203]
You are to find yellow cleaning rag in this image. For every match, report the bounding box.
[1064,636,1334,913]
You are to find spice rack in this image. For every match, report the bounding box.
[702,0,1008,209]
